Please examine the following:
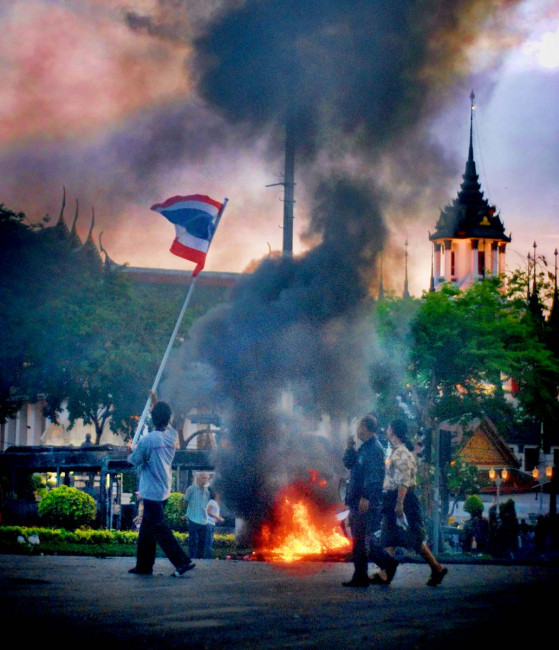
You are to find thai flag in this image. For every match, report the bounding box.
[151,194,223,276]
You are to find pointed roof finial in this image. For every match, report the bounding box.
[57,186,66,225]
[71,199,79,235]
[87,207,95,242]
[469,90,475,163]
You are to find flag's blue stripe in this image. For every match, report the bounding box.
[161,208,215,241]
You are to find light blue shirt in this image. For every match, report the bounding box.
[184,483,210,525]
[128,427,177,501]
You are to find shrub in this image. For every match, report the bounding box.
[165,492,187,531]
[38,485,97,530]
[0,525,241,558]
[463,494,484,518]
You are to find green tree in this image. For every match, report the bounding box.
[369,293,420,425]
[0,203,199,443]
[463,494,484,518]
[503,266,559,436]
[0,205,54,422]
[448,460,481,516]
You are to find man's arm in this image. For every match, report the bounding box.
[128,437,148,467]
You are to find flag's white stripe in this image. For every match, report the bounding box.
[175,226,211,253]
[164,200,219,217]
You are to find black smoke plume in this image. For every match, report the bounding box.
[166,0,522,538]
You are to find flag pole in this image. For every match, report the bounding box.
[131,197,229,447]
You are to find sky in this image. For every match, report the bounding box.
[1,0,558,298]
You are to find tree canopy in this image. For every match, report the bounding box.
[0,204,199,443]
[371,275,559,440]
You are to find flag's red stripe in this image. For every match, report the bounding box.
[170,239,207,264]
[151,194,222,212]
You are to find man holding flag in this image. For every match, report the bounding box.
[127,191,228,574]
[128,400,195,577]
[131,192,228,449]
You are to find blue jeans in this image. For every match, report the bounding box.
[187,519,207,559]
[204,524,216,558]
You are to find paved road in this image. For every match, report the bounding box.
[1,554,557,649]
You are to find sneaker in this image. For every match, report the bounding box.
[426,566,448,587]
[172,561,196,577]
[342,578,370,588]
[128,567,152,575]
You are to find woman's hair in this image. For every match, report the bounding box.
[390,418,413,450]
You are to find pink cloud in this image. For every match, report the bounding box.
[0,1,190,145]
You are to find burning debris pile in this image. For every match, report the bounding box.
[252,470,350,562]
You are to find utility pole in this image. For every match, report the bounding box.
[266,118,296,256]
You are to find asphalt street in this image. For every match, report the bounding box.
[1,554,557,649]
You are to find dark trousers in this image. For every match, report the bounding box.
[349,509,395,581]
[188,519,207,559]
[136,499,190,571]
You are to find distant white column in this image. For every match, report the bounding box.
[434,243,442,282]
[15,407,26,446]
[498,243,507,275]
[444,240,452,281]
[490,242,498,275]
[471,240,479,278]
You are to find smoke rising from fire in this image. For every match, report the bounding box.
[1,1,538,534]
[164,0,525,537]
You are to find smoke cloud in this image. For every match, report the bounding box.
[1,1,534,535]
[163,0,525,537]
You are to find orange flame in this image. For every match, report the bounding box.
[255,470,351,562]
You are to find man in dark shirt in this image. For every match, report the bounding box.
[342,414,397,587]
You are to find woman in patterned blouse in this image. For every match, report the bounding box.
[370,418,448,587]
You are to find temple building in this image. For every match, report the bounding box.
[429,92,511,292]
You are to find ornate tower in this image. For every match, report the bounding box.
[429,92,511,291]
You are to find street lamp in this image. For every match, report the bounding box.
[532,464,555,515]
[489,468,508,515]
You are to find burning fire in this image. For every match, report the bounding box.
[255,470,351,562]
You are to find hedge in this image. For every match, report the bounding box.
[0,525,240,557]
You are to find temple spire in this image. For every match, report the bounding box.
[553,249,557,295]
[469,90,475,163]
[403,239,410,299]
[528,242,544,327]
[378,253,385,300]
[549,248,559,356]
